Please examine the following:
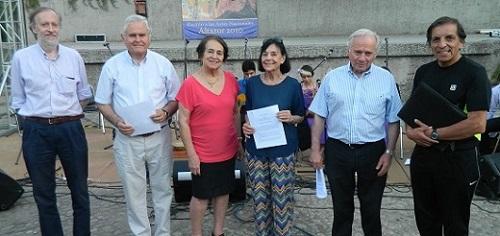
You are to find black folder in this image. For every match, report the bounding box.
[398,82,467,128]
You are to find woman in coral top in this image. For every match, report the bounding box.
[176,35,239,236]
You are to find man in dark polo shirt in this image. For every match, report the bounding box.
[406,16,491,236]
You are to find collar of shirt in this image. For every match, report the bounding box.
[35,43,60,61]
[12,43,88,117]
[347,62,372,79]
[125,50,149,66]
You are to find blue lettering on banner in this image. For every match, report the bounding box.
[183,19,258,40]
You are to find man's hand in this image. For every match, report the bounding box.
[188,154,201,176]
[376,154,392,176]
[309,149,323,169]
[150,108,168,123]
[116,121,134,136]
[406,119,439,147]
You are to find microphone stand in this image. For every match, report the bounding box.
[384,37,389,69]
[312,49,333,72]
[103,42,114,56]
[309,49,333,86]
[183,39,189,80]
[171,39,190,143]
[243,38,249,59]
[383,37,404,160]
[102,42,115,150]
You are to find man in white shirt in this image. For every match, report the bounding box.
[95,15,180,236]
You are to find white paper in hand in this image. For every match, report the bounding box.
[316,168,327,199]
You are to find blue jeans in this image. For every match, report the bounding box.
[22,119,90,236]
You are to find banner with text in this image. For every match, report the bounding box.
[181,0,258,40]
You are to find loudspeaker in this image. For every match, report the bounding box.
[172,159,246,203]
[476,153,500,199]
[0,170,24,211]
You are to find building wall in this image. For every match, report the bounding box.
[29,0,500,42]
[27,0,500,101]
[75,35,500,101]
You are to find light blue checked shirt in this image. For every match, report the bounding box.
[488,84,500,119]
[309,63,402,144]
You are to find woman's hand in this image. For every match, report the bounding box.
[277,110,294,124]
[188,154,201,176]
[242,122,255,138]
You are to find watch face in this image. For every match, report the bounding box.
[431,131,439,140]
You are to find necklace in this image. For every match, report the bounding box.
[206,78,219,87]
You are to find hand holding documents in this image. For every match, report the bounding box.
[316,168,328,199]
[246,105,287,149]
[115,100,161,136]
[397,82,467,128]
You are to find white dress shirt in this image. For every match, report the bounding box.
[95,50,180,125]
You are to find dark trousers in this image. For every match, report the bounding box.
[410,146,479,236]
[324,138,387,236]
[22,119,90,236]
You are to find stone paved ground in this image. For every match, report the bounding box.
[1,178,499,236]
[1,114,499,235]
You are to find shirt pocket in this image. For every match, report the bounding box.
[326,91,340,109]
[56,74,78,96]
[362,93,388,116]
[148,76,167,100]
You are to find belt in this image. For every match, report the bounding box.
[23,114,84,125]
[139,125,167,137]
[329,138,382,150]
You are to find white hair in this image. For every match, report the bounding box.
[121,14,151,36]
[347,28,380,51]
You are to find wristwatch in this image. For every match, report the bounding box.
[384,149,393,157]
[430,128,439,140]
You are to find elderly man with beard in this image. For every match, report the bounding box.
[10,7,92,236]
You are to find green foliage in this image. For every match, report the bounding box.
[69,0,130,11]
[493,63,500,83]
[25,0,40,8]
[26,0,130,11]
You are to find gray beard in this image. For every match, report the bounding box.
[39,39,59,51]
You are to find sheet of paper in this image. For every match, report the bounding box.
[115,100,160,136]
[316,168,328,199]
[247,104,287,149]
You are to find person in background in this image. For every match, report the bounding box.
[10,7,92,236]
[480,72,500,154]
[95,14,180,236]
[237,59,256,109]
[176,35,240,236]
[309,29,402,236]
[237,59,256,147]
[242,37,305,236]
[406,16,490,235]
[299,65,326,151]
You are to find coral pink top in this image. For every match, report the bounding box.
[176,71,239,163]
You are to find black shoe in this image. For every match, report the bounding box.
[212,233,224,236]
